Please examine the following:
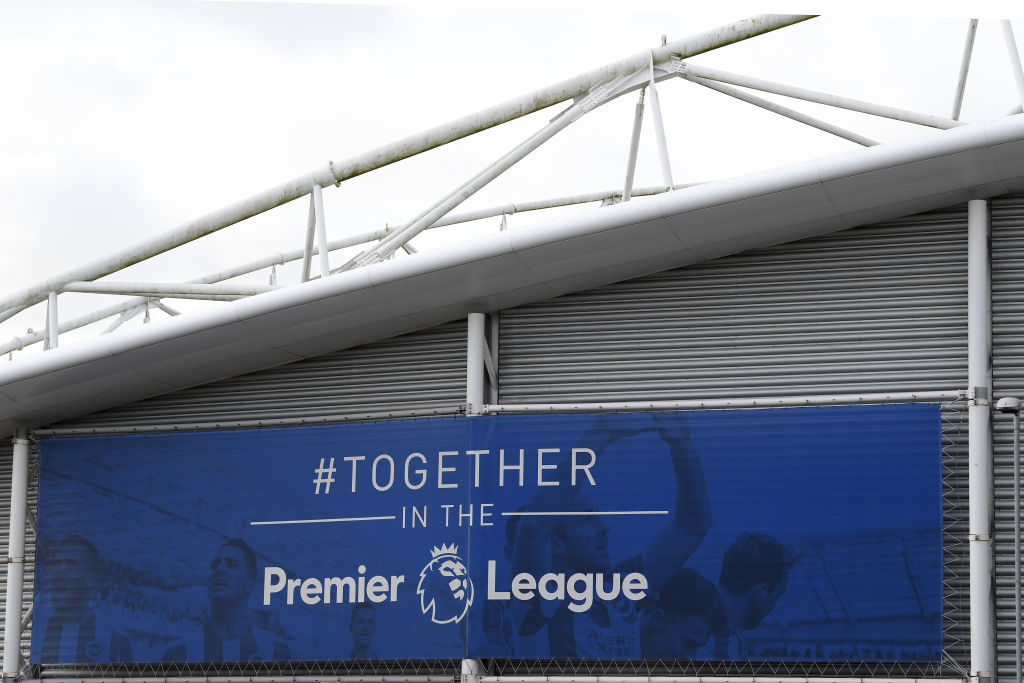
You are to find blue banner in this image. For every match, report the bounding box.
[33,404,941,664]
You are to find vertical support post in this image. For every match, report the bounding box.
[3,429,29,679]
[312,184,330,278]
[466,313,486,416]
[647,55,674,190]
[952,19,979,120]
[968,198,995,683]
[461,656,483,683]
[488,313,500,404]
[1015,409,1022,683]
[623,88,646,202]
[300,193,316,283]
[1003,21,1024,112]
[44,292,58,351]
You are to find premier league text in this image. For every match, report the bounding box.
[263,561,648,614]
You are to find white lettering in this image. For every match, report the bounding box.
[263,567,286,605]
[487,563,646,614]
[511,572,536,600]
[372,454,395,491]
[301,577,322,605]
[566,573,594,612]
[438,450,458,488]
[468,449,489,487]
[500,448,525,487]
[405,452,427,489]
[572,448,597,486]
[487,560,510,600]
[538,572,565,601]
[343,455,365,492]
[263,566,405,606]
[537,448,559,486]
[621,572,648,600]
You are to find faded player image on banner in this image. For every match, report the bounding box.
[32,404,942,665]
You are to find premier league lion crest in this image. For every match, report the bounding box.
[417,543,473,625]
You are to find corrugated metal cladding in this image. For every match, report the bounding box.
[54,319,468,429]
[498,207,969,402]
[0,439,36,674]
[990,194,1024,682]
[499,203,972,674]
[15,201,986,676]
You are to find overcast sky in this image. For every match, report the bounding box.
[2,1,1023,357]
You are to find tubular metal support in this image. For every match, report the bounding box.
[483,390,963,413]
[677,61,966,129]
[687,75,878,146]
[44,291,58,350]
[967,198,995,683]
[0,14,813,317]
[0,184,690,358]
[623,88,646,202]
[62,281,276,298]
[1003,21,1024,112]
[0,306,25,326]
[466,312,486,416]
[342,65,653,269]
[952,19,979,120]
[341,99,589,269]
[480,677,963,683]
[647,57,674,188]
[312,184,330,278]
[3,430,29,678]
[1015,410,1022,683]
[301,191,316,283]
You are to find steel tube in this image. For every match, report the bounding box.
[968,198,995,683]
[1016,410,1022,683]
[647,71,674,188]
[345,98,590,268]
[677,62,966,129]
[32,406,463,436]
[467,312,486,416]
[37,676,453,683]
[0,15,812,316]
[103,303,146,334]
[62,281,276,297]
[45,291,58,350]
[3,430,29,678]
[312,184,330,277]
[324,14,812,186]
[483,390,963,413]
[1003,21,1024,112]
[0,306,25,326]
[0,185,690,358]
[623,89,646,201]
[481,677,961,683]
[952,19,979,120]
[687,75,878,146]
[301,192,316,283]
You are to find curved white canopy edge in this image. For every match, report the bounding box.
[2,115,1023,436]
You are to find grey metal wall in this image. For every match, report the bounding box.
[0,439,36,675]
[498,204,972,672]
[498,207,969,402]
[990,194,1024,682]
[7,199,994,676]
[54,319,468,430]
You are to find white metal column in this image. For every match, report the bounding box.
[2,430,29,679]
[969,198,996,683]
[467,312,486,416]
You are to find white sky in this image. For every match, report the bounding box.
[2,0,1024,358]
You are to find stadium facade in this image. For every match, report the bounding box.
[3,12,1024,683]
